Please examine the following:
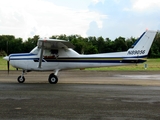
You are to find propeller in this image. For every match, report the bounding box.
[6,41,10,74]
[7,60,9,74]
[4,41,18,73]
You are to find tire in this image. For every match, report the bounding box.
[17,76,25,83]
[48,73,58,84]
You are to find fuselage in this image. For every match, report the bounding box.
[7,46,146,71]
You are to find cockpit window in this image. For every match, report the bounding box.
[30,47,59,58]
[51,49,58,54]
[43,49,59,58]
[43,49,51,56]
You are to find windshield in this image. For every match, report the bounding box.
[30,46,39,54]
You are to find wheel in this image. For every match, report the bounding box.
[48,73,58,84]
[17,76,25,83]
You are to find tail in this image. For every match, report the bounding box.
[127,30,157,57]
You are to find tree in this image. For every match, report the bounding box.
[0,35,18,54]
[23,35,39,53]
[149,32,160,58]
[96,36,106,53]
[104,38,115,53]
[114,37,128,52]
[126,37,136,49]
[9,38,23,53]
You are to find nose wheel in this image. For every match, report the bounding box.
[17,76,25,83]
[17,70,26,83]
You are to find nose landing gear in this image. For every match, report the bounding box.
[17,70,26,83]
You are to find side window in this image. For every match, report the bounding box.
[43,49,51,56]
[51,49,59,58]
[43,49,59,58]
[51,49,58,55]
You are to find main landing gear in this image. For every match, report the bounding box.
[48,73,58,84]
[48,69,59,84]
[17,70,60,84]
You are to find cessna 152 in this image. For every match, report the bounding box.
[3,30,157,84]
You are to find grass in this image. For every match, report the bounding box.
[0,57,15,70]
[0,57,160,71]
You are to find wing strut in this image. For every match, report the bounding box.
[38,41,44,68]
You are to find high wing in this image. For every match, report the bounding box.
[37,39,75,68]
[37,39,75,49]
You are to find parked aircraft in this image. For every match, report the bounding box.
[3,30,157,84]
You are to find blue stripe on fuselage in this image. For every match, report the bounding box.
[9,53,147,64]
[44,58,146,63]
[9,53,36,57]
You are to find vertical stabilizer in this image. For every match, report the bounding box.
[127,30,157,57]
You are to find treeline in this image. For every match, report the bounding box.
[0,32,160,58]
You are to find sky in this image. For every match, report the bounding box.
[0,0,160,40]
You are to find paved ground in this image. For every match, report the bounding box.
[0,70,160,120]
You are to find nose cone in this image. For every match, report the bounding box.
[3,56,9,61]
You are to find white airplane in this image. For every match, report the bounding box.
[3,30,157,84]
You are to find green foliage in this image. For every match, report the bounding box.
[0,35,39,54]
[0,50,6,56]
[114,37,128,51]
[149,32,160,58]
[23,35,39,53]
[0,32,160,58]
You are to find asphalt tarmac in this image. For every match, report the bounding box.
[0,70,160,120]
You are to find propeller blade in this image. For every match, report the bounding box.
[7,61,9,74]
[6,41,10,74]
